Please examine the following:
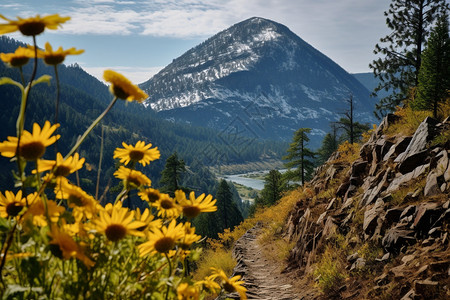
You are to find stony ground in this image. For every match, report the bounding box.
[220,224,319,300]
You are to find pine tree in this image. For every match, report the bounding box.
[194,180,243,238]
[414,9,450,118]
[317,131,338,165]
[283,128,315,186]
[260,169,285,206]
[159,152,186,196]
[370,0,448,118]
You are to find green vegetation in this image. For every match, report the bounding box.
[414,9,450,118]
[370,0,449,117]
[283,128,315,186]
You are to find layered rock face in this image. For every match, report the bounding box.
[285,115,449,299]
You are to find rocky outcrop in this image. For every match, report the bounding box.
[285,115,450,299]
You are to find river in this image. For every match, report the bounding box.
[222,173,265,190]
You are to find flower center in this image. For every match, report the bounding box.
[223,282,237,293]
[54,165,71,177]
[19,21,46,36]
[105,224,127,242]
[127,176,141,187]
[6,202,23,217]
[182,206,201,218]
[146,191,160,203]
[129,150,144,161]
[154,237,175,253]
[68,194,85,207]
[44,55,65,65]
[112,85,129,100]
[10,57,30,67]
[20,141,45,161]
[160,199,174,209]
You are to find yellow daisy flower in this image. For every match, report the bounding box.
[179,222,201,250]
[210,268,247,300]
[152,193,180,219]
[54,181,98,219]
[113,141,160,167]
[24,193,65,227]
[103,69,148,102]
[194,276,221,294]
[48,226,94,268]
[0,121,60,161]
[34,152,85,177]
[93,202,145,242]
[0,46,35,68]
[35,42,84,65]
[0,190,27,218]
[176,283,200,300]
[175,190,217,219]
[134,207,162,233]
[138,188,161,204]
[114,166,151,189]
[0,14,70,36]
[138,219,184,257]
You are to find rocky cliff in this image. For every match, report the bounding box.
[284,115,449,299]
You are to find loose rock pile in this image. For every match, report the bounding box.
[285,115,449,299]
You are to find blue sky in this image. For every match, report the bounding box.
[1,0,391,83]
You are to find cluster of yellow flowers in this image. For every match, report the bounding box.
[0,13,247,299]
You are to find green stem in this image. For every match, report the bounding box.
[0,222,18,283]
[15,35,39,186]
[65,97,118,160]
[53,65,60,154]
[96,126,104,200]
[164,253,172,300]
[19,66,25,86]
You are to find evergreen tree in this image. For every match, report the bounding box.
[370,0,448,117]
[193,180,243,239]
[283,128,315,186]
[260,169,285,206]
[159,152,186,196]
[414,9,450,118]
[317,130,339,165]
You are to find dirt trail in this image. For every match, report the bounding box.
[221,224,318,300]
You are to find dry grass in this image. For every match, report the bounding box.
[385,105,432,137]
[193,248,236,280]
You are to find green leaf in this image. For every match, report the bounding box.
[0,77,24,91]
[31,74,52,87]
[0,217,11,232]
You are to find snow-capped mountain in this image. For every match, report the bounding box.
[141,17,376,148]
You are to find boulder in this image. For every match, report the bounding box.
[413,203,442,237]
[363,199,385,238]
[395,117,439,166]
[350,258,366,271]
[424,171,440,196]
[397,149,429,174]
[322,216,337,239]
[351,160,368,177]
[384,208,404,228]
[382,227,416,254]
[383,136,412,161]
[414,280,440,299]
[400,205,416,220]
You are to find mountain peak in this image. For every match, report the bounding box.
[140,18,375,146]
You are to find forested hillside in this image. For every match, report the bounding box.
[0,36,286,202]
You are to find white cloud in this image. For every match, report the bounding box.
[82,65,164,84]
